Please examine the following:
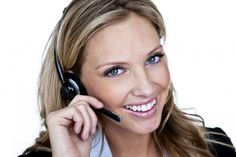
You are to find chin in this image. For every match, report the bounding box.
[124,113,162,135]
[138,120,160,134]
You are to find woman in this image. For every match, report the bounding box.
[19,0,236,157]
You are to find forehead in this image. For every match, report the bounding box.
[83,13,160,65]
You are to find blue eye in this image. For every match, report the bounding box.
[104,66,125,77]
[146,53,164,65]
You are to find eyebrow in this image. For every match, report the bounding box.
[95,44,163,70]
[147,44,163,56]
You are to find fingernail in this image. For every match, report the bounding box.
[91,127,96,134]
[98,102,103,107]
[84,133,89,140]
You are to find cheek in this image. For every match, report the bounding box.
[82,76,127,109]
[156,63,171,108]
[150,62,171,89]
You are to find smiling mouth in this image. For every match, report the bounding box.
[124,99,157,112]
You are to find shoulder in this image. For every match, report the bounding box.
[18,148,52,157]
[206,127,236,157]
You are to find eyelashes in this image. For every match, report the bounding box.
[103,52,165,77]
[104,65,125,77]
[145,53,164,65]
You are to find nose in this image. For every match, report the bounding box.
[131,69,155,98]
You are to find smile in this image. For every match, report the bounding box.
[124,99,156,112]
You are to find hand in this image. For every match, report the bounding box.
[46,95,103,157]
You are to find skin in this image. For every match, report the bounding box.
[47,12,171,157]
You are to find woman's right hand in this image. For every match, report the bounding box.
[46,95,103,157]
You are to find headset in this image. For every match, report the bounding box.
[54,49,122,122]
[54,50,87,100]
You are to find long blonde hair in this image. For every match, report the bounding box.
[25,0,215,156]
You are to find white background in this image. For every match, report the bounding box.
[0,0,235,156]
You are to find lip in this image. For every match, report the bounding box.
[123,97,158,119]
[124,97,157,106]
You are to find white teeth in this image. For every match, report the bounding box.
[125,99,156,112]
[141,104,147,111]
[147,103,151,110]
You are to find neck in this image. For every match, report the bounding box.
[103,123,160,157]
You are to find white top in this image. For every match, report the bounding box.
[90,129,170,157]
[90,129,112,157]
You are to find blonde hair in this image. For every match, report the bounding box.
[24,0,219,156]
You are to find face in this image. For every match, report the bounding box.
[80,13,171,135]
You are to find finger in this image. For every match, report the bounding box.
[74,103,92,141]
[47,107,83,132]
[70,95,104,109]
[60,107,84,132]
[70,107,83,134]
[70,101,98,135]
[86,105,98,134]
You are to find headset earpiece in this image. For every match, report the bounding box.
[54,49,87,101]
[60,72,87,100]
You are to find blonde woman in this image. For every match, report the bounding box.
[19,0,236,157]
